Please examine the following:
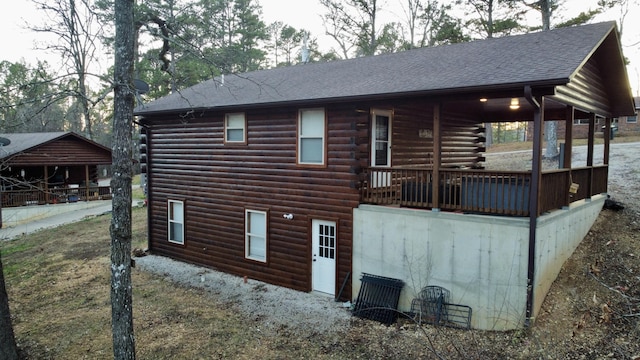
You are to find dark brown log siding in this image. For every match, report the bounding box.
[553,57,612,117]
[143,99,485,298]
[8,137,112,166]
[392,101,485,168]
[393,103,435,167]
[144,105,362,298]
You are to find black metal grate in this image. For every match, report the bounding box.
[411,286,450,325]
[410,285,472,329]
[352,273,405,325]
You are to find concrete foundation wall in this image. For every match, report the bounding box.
[532,195,606,318]
[353,198,604,330]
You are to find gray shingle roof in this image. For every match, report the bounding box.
[135,21,619,116]
[0,132,68,159]
[0,132,111,160]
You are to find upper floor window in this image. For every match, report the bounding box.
[225,113,246,144]
[298,108,326,165]
[168,200,184,245]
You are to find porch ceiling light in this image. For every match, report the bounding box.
[480,98,488,102]
[509,98,520,110]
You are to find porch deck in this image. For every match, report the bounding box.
[360,166,608,216]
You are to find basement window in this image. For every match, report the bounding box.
[225,113,246,144]
[168,200,184,245]
[245,209,267,262]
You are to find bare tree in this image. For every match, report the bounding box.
[320,0,383,58]
[31,0,104,140]
[598,0,638,37]
[461,0,526,39]
[400,0,467,48]
[111,0,136,358]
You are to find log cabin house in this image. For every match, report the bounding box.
[0,132,112,208]
[134,22,635,330]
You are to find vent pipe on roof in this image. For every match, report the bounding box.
[221,74,225,86]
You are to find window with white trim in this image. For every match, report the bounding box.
[627,113,637,123]
[245,209,267,262]
[168,200,184,244]
[298,109,326,165]
[225,113,246,143]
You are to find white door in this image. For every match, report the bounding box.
[312,219,337,295]
[371,109,392,187]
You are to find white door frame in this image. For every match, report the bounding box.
[312,219,337,295]
[370,109,392,187]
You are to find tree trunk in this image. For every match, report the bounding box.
[540,0,558,158]
[111,0,136,359]
[0,252,19,360]
[544,121,559,158]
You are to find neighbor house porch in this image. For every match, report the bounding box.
[0,132,112,213]
[1,164,112,208]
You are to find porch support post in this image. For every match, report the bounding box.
[85,165,90,202]
[44,166,49,204]
[587,113,596,198]
[603,117,611,165]
[525,86,544,326]
[432,103,441,211]
[563,106,574,206]
[587,113,595,167]
[563,106,573,169]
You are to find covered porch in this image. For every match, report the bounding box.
[359,96,615,218]
[2,164,112,207]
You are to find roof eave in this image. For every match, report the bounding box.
[135,80,565,120]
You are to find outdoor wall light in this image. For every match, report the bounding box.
[283,213,294,220]
[20,169,25,178]
[479,98,488,102]
[509,98,520,110]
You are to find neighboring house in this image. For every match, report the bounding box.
[134,22,634,330]
[614,96,639,134]
[0,132,112,209]
[527,96,639,139]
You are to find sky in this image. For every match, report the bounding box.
[1,0,638,94]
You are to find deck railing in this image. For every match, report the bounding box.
[361,165,608,217]
[1,186,112,208]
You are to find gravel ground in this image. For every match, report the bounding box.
[135,141,639,334]
[135,255,353,334]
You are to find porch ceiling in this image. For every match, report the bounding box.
[441,96,589,123]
